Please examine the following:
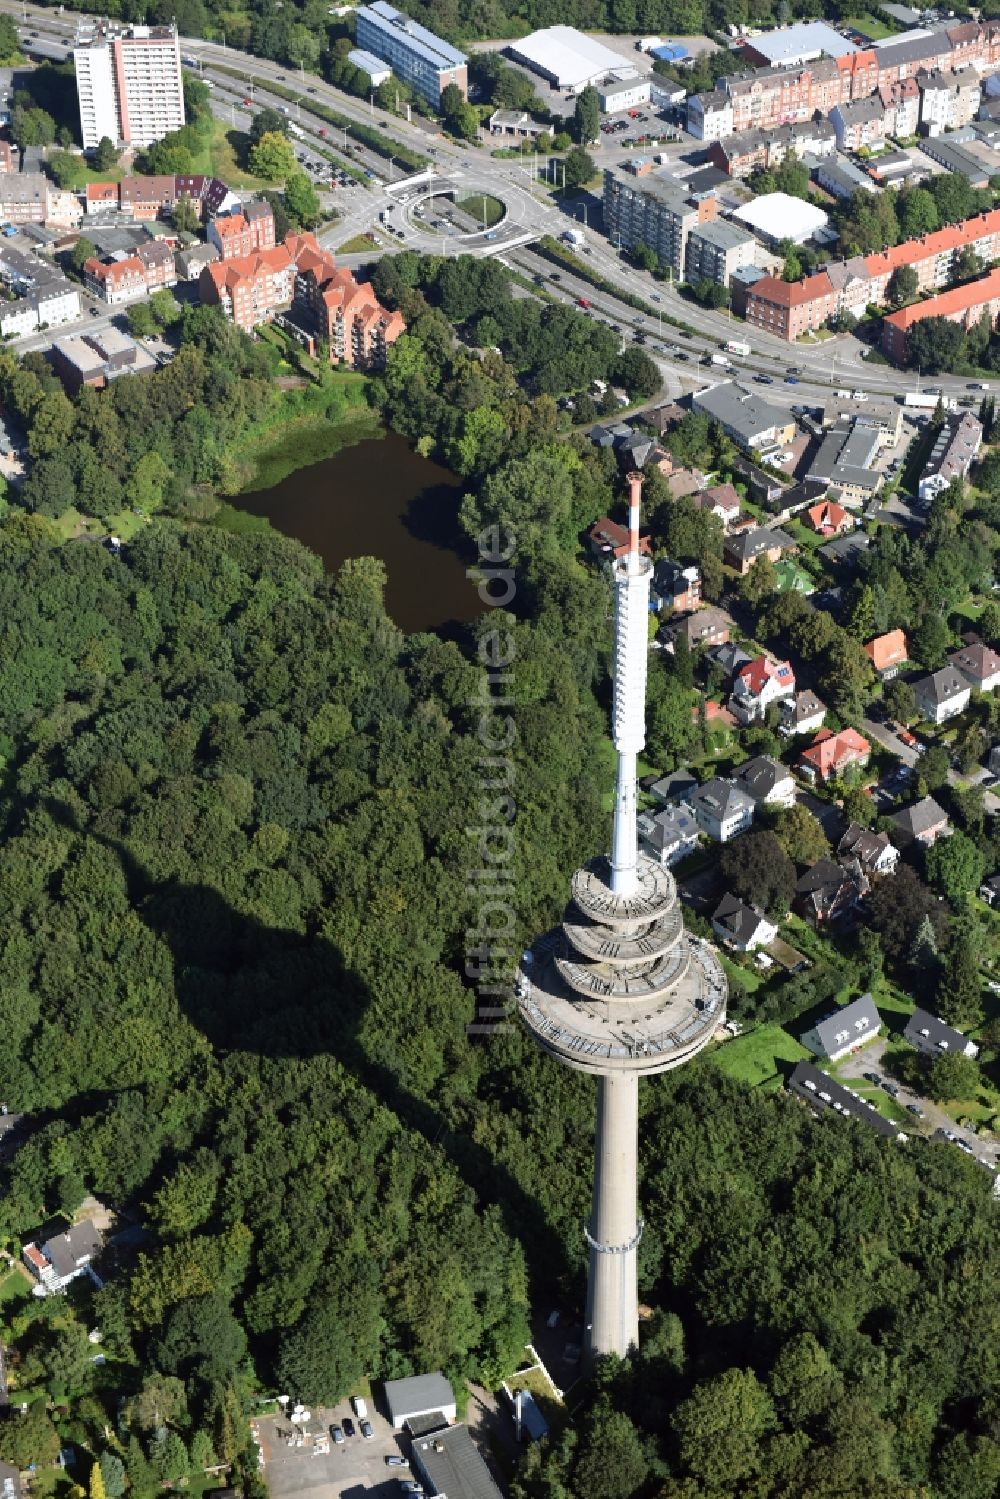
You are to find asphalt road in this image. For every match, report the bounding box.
[5,0,999,408]
[837,1037,997,1167]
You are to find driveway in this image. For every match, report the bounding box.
[862,717,918,767]
[835,1038,996,1166]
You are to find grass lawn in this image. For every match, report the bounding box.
[457,192,505,228]
[337,233,382,254]
[72,161,125,187]
[0,1267,31,1306]
[842,13,898,37]
[712,1023,808,1089]
[187,120,274,191]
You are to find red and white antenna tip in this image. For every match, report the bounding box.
[626,470,644,556]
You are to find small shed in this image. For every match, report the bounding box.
[384,1372,457,1431]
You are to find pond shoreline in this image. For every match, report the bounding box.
[223,426,484,633]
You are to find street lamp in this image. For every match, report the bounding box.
[577,203,588,227]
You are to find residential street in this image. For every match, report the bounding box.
[836,1038,997,1167]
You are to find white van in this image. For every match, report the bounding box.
[351,1396,368,1421]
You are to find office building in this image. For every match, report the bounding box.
[355,2,467,107]
[74,24,185,149]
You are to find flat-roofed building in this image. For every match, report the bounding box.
[347,47,392,86]
[603,168,717,277]
[685,219,756,286]
[74,23,184,149]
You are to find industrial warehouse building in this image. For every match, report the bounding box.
[506,26,637,93]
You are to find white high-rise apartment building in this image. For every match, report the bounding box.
[74,24,185,150]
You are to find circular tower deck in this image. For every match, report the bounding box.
[518,853,727,1077]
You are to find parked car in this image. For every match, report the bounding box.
[864,1071,881,1085]
[343,1418,355,1437]
[385,1456,407,1467]
[360,1420,374,1439]
[883,1082,900,1098]
[330,1425,345,1445]
[907,1104,925,1118]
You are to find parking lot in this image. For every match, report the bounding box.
[256,1406,414,1499]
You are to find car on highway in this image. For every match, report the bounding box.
[675,351,689,361]
[243,97,251,105]
[577,297,591,309]
[785,375,799,384]
[307,86,317,93]
[754,374,773,384]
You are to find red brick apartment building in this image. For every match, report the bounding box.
[881,267,1000,362]
[744,272,837,340]
[200,232,405,370]
[207,203,276,261]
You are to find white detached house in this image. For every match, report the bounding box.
[913,665,970,725]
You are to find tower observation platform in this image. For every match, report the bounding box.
[516,468,727,1363]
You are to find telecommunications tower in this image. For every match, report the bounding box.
[517,468,727,1362]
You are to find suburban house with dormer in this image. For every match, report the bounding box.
[689,778,755,842]
[913,665,971,724]
[801,992,881,1062]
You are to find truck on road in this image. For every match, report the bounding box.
[560,228,585,247]
[725,338,750,358]
[710,353,732,368]
[901,391,957,412]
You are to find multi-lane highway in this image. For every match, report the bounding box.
[0,0,990,405]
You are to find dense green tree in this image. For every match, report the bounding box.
[93,135,120,170]
[0,1404,61,1467]
[283,170,320,227]
[573,85,600,145]
[563,146,596,190]
[935,935,984,1029]
[672,1368,777,1489]
[721,830,796,915]
[905,317,966,374]
[926,1049,981,1101]
[249,107,288,143]
[248,130,296,179]
[98,1453,126,1499]
[926,829,986,904]
[0,15,18,60]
